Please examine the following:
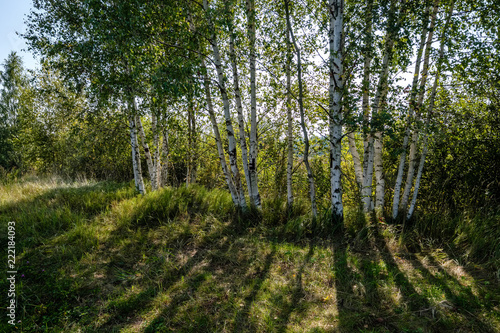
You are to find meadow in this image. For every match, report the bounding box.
[1,177,499,332]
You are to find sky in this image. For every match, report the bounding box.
[0,0,38,70]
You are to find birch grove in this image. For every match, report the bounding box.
[22,0,496,231]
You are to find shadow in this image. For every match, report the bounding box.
[275,242,314,333]
[232,243,276,333]
[95,212,248,332]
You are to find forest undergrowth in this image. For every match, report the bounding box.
[1,177,499,332]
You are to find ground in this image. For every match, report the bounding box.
[1,178,499,332]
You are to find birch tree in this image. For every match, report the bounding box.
[329,0,344,222]
[406,0,455,221]
[398,0,439,218]
[246,0,262,208]
[285,0,317,218]
[392,2,434,220]
[286,6,294,209]
[203,0,247,209]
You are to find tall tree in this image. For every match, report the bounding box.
[202,0,247,209]
[246,0,262,208]
[392,2,435,220]
[406,0,455,221]
[285,0,317,218]
[329,0,345,222]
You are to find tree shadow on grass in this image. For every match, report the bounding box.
[232,242,276,333]
[274,242,314,333]
[411,251,500,332]
[333,220,437,332]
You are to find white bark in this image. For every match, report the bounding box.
[136,113,155,190]
[348,133,363,191]
[201,59,239,205]
[392,4,431,219]
[392,6,430,218]
[400,2,438,214]
[370,0,400,214]
[204,0,246,208]
[160,114,169,188]
[186,101,196,185]
[152,113,161,190]
[229,26,252,201]
[246,0,261,208]
[285,0,317,218]
[374,131,385,211]
[286,18,294,208]
[129,113,145,195]
[407,0,455,221]
[361,135,374,212]
[360,0,373,213]
[329,0,344,221]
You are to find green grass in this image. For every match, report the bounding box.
[1,177,499,332]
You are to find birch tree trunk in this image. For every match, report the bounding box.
[361,136,375,212]
[360,0,374,213]
[400,2,438,214]
[392,3,431,220]
[329,0,344,222]
[286,16,294,208]
[186,101,196,185]
[285,0,317,218]
[229,24,252,201]
[370,0,400,216]
[407,0,455,222]
[347,133,363,191]
[129,113,145,194]
[136,113,155,190]
[203,0,246,208]
[201,58,239,205]
[373,132,385,212]
[246,0,261,208]
[160,113,169,188]
[152,112,161,190]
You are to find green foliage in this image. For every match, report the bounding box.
[0,52,26,171]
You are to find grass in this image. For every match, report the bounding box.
[1,177,499,332]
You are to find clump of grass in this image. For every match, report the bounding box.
[410,209,500,271]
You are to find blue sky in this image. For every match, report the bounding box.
[0,0,38,70]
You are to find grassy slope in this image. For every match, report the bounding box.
[1,178,499,332]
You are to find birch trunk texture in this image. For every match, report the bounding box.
[361,135,374,212]
[136,113,155,189]
[400,1,438,215]
[373,131,385,211]
[329,0,344,222]
[186,101,197,185]
[247,0,261,208]
[407,0,455,222]
[204,0,246,208]
[285,0,317,218]
[360,0,373,213]
[370,0,400,215]
[160,113,169,188]
[129,113,145,194]
[348,133,363,192]
[392,3,431,220]
[152,113,161,190]
[201,59,239,205]
[229,26,252,201]
[286,12,294,208]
